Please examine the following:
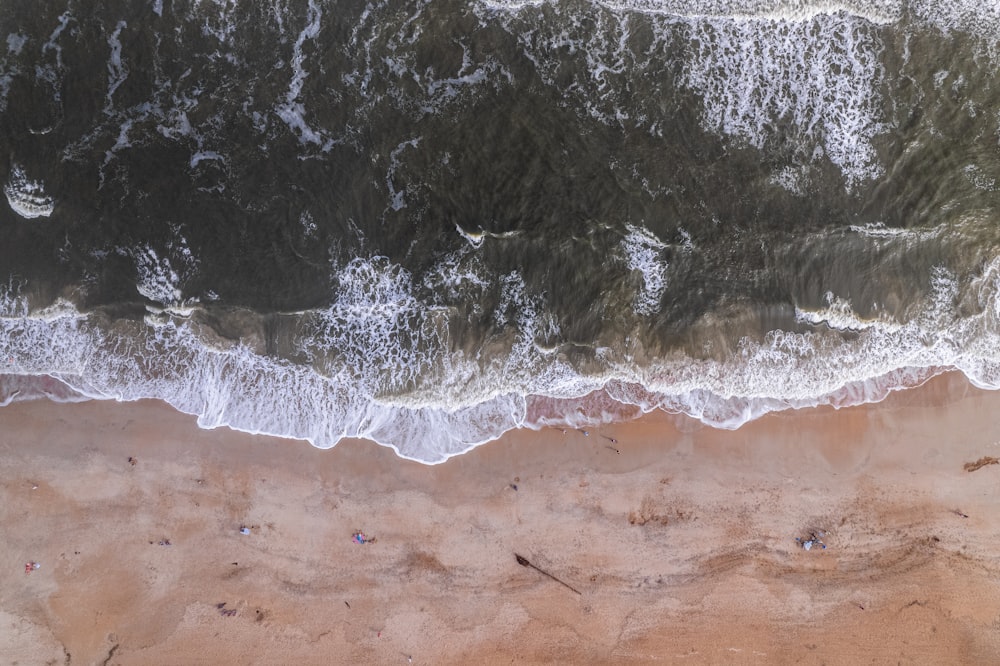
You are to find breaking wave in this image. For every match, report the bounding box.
[4,165,54,219]
[5,252,1000,463]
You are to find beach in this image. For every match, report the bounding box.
[4,2,1000,663]
[3,371,1000,664]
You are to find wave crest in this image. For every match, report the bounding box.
[4,255,1000,463]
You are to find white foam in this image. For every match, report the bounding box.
[849,222,914,239]
[621,224,669,315]
[487,0,1000,53]
[484,0,1000,32]
[425,67,490,100]
[196,0,240,44]
[386,138,420,211]
[453,224,523,249]
[7,249,1000,464]
[4,165,54,219]
[342,0,508,121]
[963,164,997,191]
[484,0,1000,188]
[422,249,490,301]
[133,247,182,306]
[455,224,486,248]
[190,151,225,168]
[6,33,27,55]
[98,118,136,186]
[769,165,810,195]
[300,211,319,237]
[157,108,194,140]
[41,11,71,69]
[681,11,886,187]
[130,234,197,311]
[593,0,901,24]
[483,0,889,183]
[275,0,329,147]
[343,1,380,97]
[909,1,1000,43]
[268,0,292,34]
[301,257,434,387]
[105,21,129,107]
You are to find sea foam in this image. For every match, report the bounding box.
[680,11,886,187]
[275,0,328,147]
[621,224,669,315]
[5,251,1000,463]
[485,0,888,186]
[485,0,1000,188]
[4,166,55,219]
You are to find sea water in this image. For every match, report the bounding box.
[2,0,1000,462]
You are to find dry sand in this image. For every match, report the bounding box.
[2,371,1000,664]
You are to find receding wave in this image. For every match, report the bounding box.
[5,252,1000,464]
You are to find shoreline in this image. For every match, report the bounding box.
[3,371,1000,663]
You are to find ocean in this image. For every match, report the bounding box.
[1,0,999,463]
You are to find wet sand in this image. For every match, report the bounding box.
[2,371,1000,664]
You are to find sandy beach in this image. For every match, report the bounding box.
[3,371,1000,664]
